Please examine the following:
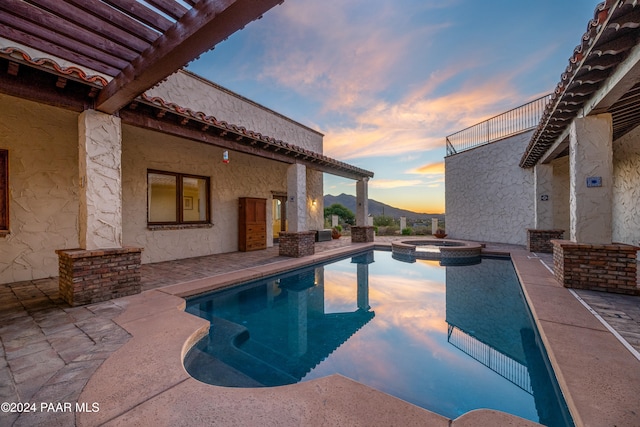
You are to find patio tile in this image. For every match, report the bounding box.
[45,360,104,385]
[4,338,51,361]
[0,365,18,399]
[9,348,63,375]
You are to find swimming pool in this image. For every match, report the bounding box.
[185,250,573,426]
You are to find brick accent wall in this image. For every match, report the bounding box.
[551,240,639,295]
[278,231,316,257]
[56,247,143,306]
[527,229,564,253]
[351,226,375,243]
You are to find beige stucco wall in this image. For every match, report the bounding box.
[445,131,535,245]
[612,125,640,247]
[0,95,79,283]
[122,125,324,264]
[147,70,323,153]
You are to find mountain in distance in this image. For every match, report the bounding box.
[323,193,444,222]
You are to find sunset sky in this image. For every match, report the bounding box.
[188,0,598,213]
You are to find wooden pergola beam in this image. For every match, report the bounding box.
[96,0,283,114]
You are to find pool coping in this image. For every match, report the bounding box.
[76,242,640,426]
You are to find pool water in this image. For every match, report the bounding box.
[185,250,573,426]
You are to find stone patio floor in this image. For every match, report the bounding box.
[0,236,638,426]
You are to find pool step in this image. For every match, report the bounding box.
[191,316,299,386]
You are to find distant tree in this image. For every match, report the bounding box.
[373,215,396,227]
[324,203,355,225]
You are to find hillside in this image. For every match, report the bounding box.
[323,194,444,222]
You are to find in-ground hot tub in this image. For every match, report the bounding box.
[391,239,484,265]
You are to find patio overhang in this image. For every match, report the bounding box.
[520,0,640,168]
[0,0,285,115]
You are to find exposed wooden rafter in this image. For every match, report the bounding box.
[96,0,285,113]
[0,0,284,114]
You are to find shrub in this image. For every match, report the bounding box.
[401,227,413,236]
[324,204,355,226]
[373,215,396,227]
[377,225,400,236]
[413,225,429,235]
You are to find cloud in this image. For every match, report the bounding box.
[257,0,447,112]
[322,75,521,160]
[408,161,444,175]
[369,179,424,189]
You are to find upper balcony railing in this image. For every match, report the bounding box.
[445,94,552,156]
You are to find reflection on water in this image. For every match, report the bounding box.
[185,251,572,426]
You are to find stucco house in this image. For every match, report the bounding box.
[0,1,374,305]
[445,0,639,294]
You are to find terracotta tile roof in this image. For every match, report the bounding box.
[0,46,108,87]
[138,93,374,180]
[520,0,640,168]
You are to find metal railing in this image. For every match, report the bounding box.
[445,94,551,156]
[448,324,533,394]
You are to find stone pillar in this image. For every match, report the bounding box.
[432,218,438,234]
[534,164,554,229]
[78,109,123,250]
[58,110,141,306]
[569,114,613,244]
[352,178,374,242]
[400,216,407,231]
[355,178,369,226]
[287,163,307,233]
[280,164,315,257]
[331,215,339,228]
[550,115,632,293]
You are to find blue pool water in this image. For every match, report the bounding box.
[185,250,573,426]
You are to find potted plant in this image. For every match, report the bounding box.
[433,228,447,239]
[331,225,342,239]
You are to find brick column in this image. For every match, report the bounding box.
[279,231,316,257]
[351,226,374,243]
[57,247,142,306]
[551,240,639,295]
[57,110,141,306]
[527,229,564,253]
